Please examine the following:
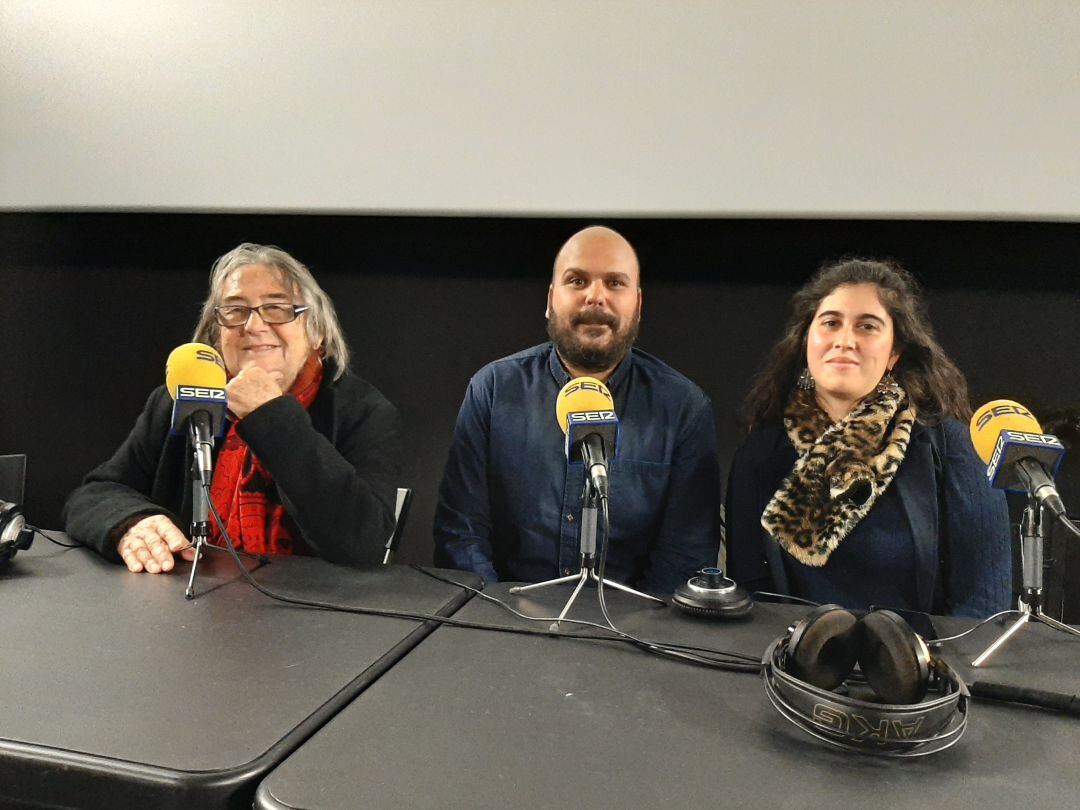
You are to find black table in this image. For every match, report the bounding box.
[0,540,479,809]
[256,584,1080,809]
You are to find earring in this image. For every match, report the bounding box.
[876,370,899,395]
[797,368,816,390]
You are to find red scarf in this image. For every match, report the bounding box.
[209,354,324,556]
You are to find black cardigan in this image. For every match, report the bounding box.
[63,369,402,566]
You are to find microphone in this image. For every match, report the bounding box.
[970,400,1067,519]
[555,377,619,498]
[165,343,228,484]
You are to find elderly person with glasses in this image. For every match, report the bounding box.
[64,243,402,573]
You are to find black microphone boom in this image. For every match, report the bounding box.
[187,411,215,486]
[564,412,618,499]
[580,433,610,498]
[1015,457,1068,519]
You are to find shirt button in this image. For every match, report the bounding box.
[566,514,575,523]
[563,568,573,576]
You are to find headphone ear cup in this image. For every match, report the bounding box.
[787,606,860,690]
[858,611,928,704]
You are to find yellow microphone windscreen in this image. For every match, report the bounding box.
[556,377,614,434]
[969,399,1042,463]
[165,343,227,399]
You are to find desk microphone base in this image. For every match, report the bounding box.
[509,480,663,629]
[972,500,1080,666]
[184,457,269,599]
[184,534,268,600]
[509,554,664,630]
[972,596,1080,667]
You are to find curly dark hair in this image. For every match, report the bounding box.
[743,258,972,429]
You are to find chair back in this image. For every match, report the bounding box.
[0,454,27,505]
[383,487,414,565]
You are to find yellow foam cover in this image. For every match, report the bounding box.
[969,399,1042,463]
[165,343,227,399]
[555,377,614,434]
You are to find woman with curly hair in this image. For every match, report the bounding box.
[726,258,1011,617]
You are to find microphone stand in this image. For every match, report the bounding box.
[184,422,266,600]
[972,498,1080,666]
[184,455,212,600]
[509,478,664,630]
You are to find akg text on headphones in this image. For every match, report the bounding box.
[0,500,34,567]
[761,604,969,756]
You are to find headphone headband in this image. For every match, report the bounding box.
[762,627,970,756]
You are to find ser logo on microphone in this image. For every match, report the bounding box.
[195,348,225,367]
[568,410,617,423]
[562,380,613,401]
[987,436,1006,480]
[177,386,227,400]
[987,430,1065,483]
[975,403,1035,431]
[1001,430,1064,447]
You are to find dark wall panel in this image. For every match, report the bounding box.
[1,213,1077,570]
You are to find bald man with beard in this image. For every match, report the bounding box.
[434,226,721,595]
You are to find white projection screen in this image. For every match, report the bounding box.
[2,0,1078,219]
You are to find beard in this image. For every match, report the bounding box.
[546,306,640,374]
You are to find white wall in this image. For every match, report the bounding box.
[2,1,1078,218]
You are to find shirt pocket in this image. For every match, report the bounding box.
[607,457,673,547]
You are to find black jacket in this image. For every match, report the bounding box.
[63,370,402,566]
[725,418,1012,617]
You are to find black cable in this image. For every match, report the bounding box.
[412,564,668,639]
[926,609,1022,645]
[593,495,759,672]
[203,486,760,669]
[967,681,1080,716]
[413,564,759,663]
[200,484,1080,713]
[30,526,81,548]
[202,484,753,663]
[1058,512,1080,541]
[751,591,820,607]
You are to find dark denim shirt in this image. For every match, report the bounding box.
[434,343,721,595]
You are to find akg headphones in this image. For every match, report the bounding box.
[0,500,34,567]
[761,604,969,756]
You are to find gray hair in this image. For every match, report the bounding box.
[192,243,350,379]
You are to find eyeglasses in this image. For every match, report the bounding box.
[214,303,310,327]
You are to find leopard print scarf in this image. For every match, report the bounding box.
[760,380,917,566]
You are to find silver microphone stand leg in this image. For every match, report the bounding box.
[973,501,1080,666]
[510,573,582,594]
[184,535,206,600]
[1036,612,1080,635]
[587,569,665,604]
[971,612,1030,667]
[550,569,592,631]
[507,481,664,628]
[185,457,211,600]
